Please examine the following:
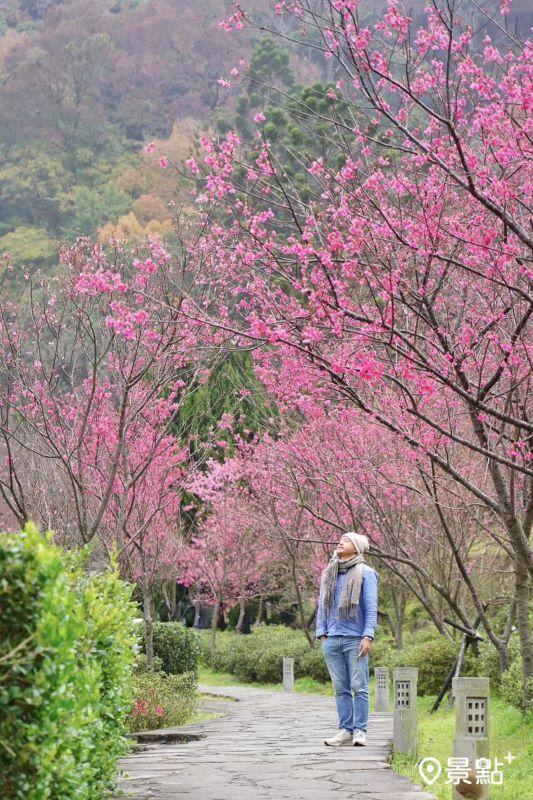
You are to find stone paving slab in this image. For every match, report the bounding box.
[116,684,436,800]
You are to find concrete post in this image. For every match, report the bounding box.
[452,677,490,800]
[283,657,294,691]
[374,667,390,712]
[393,667,418,755]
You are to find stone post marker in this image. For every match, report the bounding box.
[452,677,490,800]
[283,657,294,692]
[374,667,390,712]
[393,667,418,755]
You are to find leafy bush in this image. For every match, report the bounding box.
[234,626,309,682]
[141,622,200,676]
[203,625,484,694]
[203,626,405,685]
[201,626,323,683]
[129,670,197,732]
[405,624,443,645]
[0,523,139,800]
[500,660,533,713]
[134,654,164,674]
[478,636,521,687]
[300,646,331,683]
[380,637,479,696]
[141,622,200,675]
[479,637,532,712]
[368,633,396,668]
[199,628,242,673]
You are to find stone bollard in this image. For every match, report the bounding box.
[393,667,418,755]
[451,677,490,800]
[283,657,294,692]
[374,667,390,712]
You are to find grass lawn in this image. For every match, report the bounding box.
[185,708,222,724]
[184,690,239,725]
[199,666,532,799]
[199,665,335,696]
[391,693,533,800]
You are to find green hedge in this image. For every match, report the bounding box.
[129,668,197,732]
[202,625,481,695]
[479,637,533,712]
[0,523,138,800]
[372,634,479,695]
[200,626,320,683]
[140,621,200,676]
[478,636,520,688]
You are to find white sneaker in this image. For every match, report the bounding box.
[324,729,353,747]
[352,729,367,746]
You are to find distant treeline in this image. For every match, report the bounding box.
[0,0,531,265]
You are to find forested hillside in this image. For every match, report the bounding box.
[0,0,531,267]
[0,0,286,264]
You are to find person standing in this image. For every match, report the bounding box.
[316,531,378,747]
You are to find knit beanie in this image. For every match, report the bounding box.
[343,531,370,554]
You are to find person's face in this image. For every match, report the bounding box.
[336,534,357,559]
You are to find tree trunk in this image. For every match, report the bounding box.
[255,594,263,626]
[496,639,510,672]
[142,580,154,672]
[307,603,318,630]
[210,597,220,669]
[391,586,406,649]
[378,609,395,640]
[495,600,516,672]
[515,559,533,708]
[162,581,177,620]
[235,597,246,634]
[447,636,470,709]
[192,598,201,628]
[290,556,314,647]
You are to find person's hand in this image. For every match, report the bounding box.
[358,637,373,657]
[319,635,328,641]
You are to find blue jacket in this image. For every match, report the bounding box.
[316,563,378,640]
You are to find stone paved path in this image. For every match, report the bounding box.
[117,684,437,800]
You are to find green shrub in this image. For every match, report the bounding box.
[0,522,138,800]
[478,636,521,687]
[370,632,479,696]
[129,671,198,732]
[406,624,442,645]
[235,626,310,682]
[226,603,240,630]
[368,633,396,668]
[202,626,323,683]
[301,646,331,682]
[205,626,486,695]
[199,629,255,675]
[479,636,532,712]
[81,559,140,793]
[134,654,164,674]
[141,622,200,676]
[500,660,533,713]
[392,638,478,695]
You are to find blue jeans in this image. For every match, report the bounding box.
[322,635,369,733]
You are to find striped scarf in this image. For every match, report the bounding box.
[322,553,365,621]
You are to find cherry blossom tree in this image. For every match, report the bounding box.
[183,450,277,663]
[171,0,532,702]
[84,389,190,669]
[253,407,516,662]
[0,236,230,666]
[0,235,221,546]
